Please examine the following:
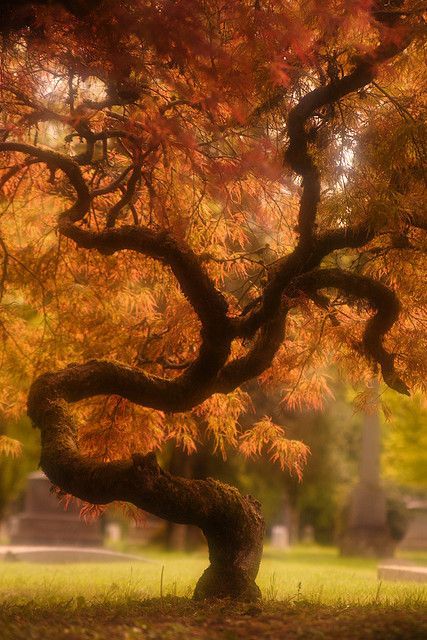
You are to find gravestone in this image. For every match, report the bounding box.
[340,381,395,557]
[399,499,427,551]
[271,525,289,550]
[9,471,102,546]
[301,525,315,544]
[0,545,150,563]
[378,563,427,583]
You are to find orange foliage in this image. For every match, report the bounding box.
[0,0,425,483]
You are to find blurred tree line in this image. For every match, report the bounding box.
[0,414,39,522]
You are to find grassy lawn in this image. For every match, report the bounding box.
[0,545,426,639]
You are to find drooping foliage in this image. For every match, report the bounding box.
[0,1,425,475]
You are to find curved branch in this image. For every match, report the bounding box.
[34,222,232,410]
[57,224,229,336]
[294,268,410,395]
[91,165,133,197]
[27,391,221,519]
[284,3,412,243]
[316,222,376,255]
[0,142,90,222]
[0,141,233,405]
[105,165,142,227]
[67,127,144,165]
[234,222,377,340]
[235,10,416,340]
[57,224,233,400]
[215,312,288,394]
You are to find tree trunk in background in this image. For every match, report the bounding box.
[340,380,395,557]
[164,448,194,551]
[282,497,300,544]
[0,416,7,521]
[164,447,210,551]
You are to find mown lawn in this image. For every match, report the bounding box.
[0,545,426,639]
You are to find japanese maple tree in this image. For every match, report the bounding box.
[0,0,425,600]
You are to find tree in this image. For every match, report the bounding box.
[0,415,39,521]
[0,0,425,600]
[382,391,427,491]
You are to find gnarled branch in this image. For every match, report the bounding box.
[294,268,409,395]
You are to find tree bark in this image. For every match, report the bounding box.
[27,377,264,601]
[193,491,264,601]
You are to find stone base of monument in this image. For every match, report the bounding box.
[340,526,396,558]
[399,499,427,551]
[340,481,396,558]
[378,563,427,583]
[9,513,103,546]
[0,545,158,563]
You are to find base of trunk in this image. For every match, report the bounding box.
[194,565,262,602]
[192,490,265,601]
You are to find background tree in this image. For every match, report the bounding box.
[382,391,427,492]
[0,415,38,522]
[0,0,425,600]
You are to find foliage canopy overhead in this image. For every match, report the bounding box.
[0,0,426,474]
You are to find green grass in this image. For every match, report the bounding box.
[2,545,423,605]
[0,545,426,639]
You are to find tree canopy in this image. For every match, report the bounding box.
[0,0,426,600]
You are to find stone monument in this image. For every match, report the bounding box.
[271,525,290,550]
[9,471,102,546]
[340,381,395,557]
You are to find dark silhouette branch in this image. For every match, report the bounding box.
[0,142,91,221]
[294,268,410,395]
[105,165,142,228]
[91,165,133,198]
[236,5,416,341]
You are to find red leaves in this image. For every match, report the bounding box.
[79,502,107,522]
[270,58,292,88]
[345,0,375,14]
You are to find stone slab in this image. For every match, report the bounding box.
[378,564,427,583]
[0,545,158,564]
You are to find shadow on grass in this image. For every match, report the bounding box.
[1,596,427,640]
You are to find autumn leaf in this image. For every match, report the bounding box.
[0,435,23,458]
[239,417,310,480]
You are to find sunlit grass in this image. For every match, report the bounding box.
[0,545,425,607]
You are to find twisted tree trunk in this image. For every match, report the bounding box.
[193,491,264,601]
[27,371,264,601]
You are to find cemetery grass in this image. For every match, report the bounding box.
[0,546,426,639]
